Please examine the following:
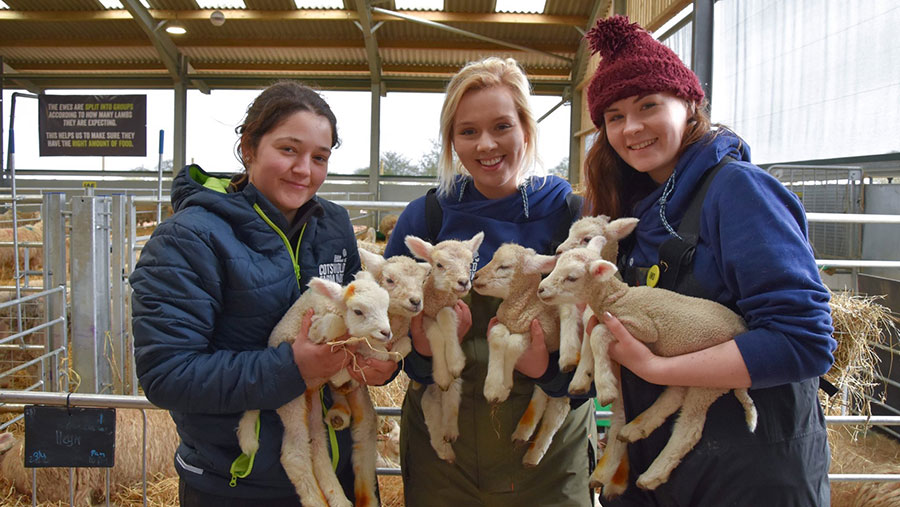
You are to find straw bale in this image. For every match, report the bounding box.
[370,371,408,506]
[822,291,898,418]
[0,409,178,506]
[378,475,405,507]
[0,284,51,390]
[829,426,900,507]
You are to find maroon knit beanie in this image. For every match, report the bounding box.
[586,15,704,129]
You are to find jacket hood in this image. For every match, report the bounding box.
[441,174,572,223]
[171,164,294,232]
[632,129,750,218]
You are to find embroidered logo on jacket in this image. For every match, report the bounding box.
[318,248,347,283]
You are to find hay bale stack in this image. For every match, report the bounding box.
[0,409,178,505]
[823,291,898,417]
[829,427,900,507]
[0,285,50,390]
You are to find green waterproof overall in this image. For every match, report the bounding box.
[400,293,597,507]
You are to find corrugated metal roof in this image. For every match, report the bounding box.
[0,0,621,93]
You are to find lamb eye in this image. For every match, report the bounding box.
[565,275,579,282]
[499,265,511,270]
[581,236,592,244]
[354,309,363,316]
[385,278,395,284]
[436,262,444,269]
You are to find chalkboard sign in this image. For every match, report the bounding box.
[23,406,116,468]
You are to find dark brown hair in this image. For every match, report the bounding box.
[232,81,339,187]
[583,100,712,218]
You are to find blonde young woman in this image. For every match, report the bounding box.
[384,57,596,506]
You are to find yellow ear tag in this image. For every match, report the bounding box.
[646,264,660,288]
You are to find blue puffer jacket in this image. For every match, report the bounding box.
[130,164,361,499]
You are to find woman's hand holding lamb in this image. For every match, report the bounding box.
[603,311,665,385]
[291,309,352,386]
[512,319,549,379]
[409,300,471,357]
[348,355,398,386]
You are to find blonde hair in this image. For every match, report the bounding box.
[437,57,539,197]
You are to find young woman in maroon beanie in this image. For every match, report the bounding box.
[583,16,835,506]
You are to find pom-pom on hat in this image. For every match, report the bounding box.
[585,15,704,129]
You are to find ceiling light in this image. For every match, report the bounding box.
[394,0,443,11]
[165,22,187,35]
[495,0,545,14]
[196,0,245,8]
[294,0,344,8]
[0,1,9,9]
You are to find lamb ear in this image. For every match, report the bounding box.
[354,270,375,282]
[589,259,619,281]
[358,248,385,278]
[587,235,607,253]
[404,235,433,262]
[606,218,639,240]
[308,277,345,303]
[465,231,485,254]
[524,253,558,274]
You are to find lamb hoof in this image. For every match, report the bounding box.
[618,424,647,443]
[483,385,510,405]
[599,481,627,499]
[434,443,456,463]
[595,387,618,407]
[559,362,576,373]
[327,412,350,431]
[636,473,665,491]
[568,384,589,396]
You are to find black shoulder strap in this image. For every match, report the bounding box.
[424,187,442,244]
[676,155,735,243]
[656,155,734,293]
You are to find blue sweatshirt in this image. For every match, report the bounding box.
[384,175,579,396]
[623,131,835,389]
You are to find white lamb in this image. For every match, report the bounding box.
[322,250,430,432]
[537,236,757,494]
[358,248,431,359]
[555,216,640,399]
[404,232,484,462]
[471,242,571,466]
[236,271,391,507]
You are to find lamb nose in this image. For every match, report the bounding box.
[538,287,545,294]
[409,297,421,307]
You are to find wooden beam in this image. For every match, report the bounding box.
[0,9,584,26]
[0,38,575,53]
